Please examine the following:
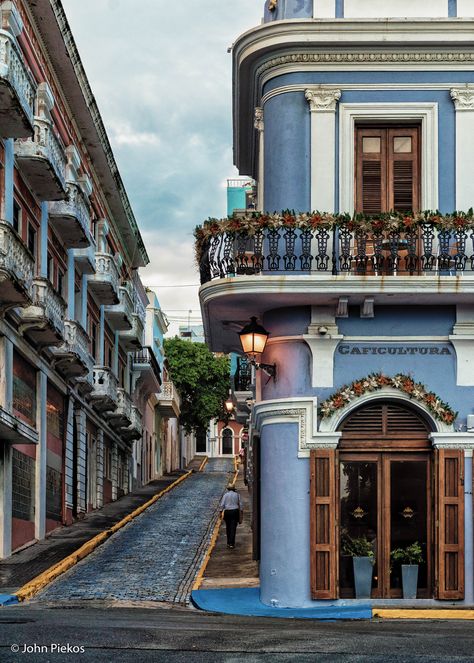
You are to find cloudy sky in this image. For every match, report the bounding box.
[62,0,263,334]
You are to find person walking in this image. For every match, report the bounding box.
[220,483,242,549]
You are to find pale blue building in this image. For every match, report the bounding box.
[198,0,474,608]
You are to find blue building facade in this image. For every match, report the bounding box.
[199,0,474,607]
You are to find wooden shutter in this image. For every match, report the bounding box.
[388,127,420,213]
[355,128,387,214]
[310,449,338,599]
[435,449,465,599]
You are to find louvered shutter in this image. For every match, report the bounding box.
[435,449,465,599]
[356,128,387,214]
[310,449,338,599]
[388,128,420,213]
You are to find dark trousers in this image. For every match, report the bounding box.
[223,508,239,546]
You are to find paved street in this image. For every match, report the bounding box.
[36,460,233,604]
[1,604,474,662]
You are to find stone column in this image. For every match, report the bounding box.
[0,444,12,558]
[254,107,264,211]
[64,395,74,519]
[96,429,104,508]
[73,406,87,514]
[450,86,474,211]
[305,87,341,212]
[111,442,118,501]
[35,370,47,540]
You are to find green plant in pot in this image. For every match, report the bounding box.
[390,542,423,599]
[342,535,375,599]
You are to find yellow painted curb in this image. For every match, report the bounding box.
[373,608,474,620]
[192,466,240,591]
[15,470,192,602]
[198,456,208,472]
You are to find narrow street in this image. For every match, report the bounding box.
[34,459,234,605]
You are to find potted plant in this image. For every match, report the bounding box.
[390,542,423,599]
[342,535,375,599]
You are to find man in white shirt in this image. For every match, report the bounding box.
[220,484,242,548]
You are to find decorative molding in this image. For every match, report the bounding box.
[450,86,474,111]
[305,87,341,113]
[254,106,264,132]
[339,102,438,214]
[318,386,454,434]
[448,336,474,386]
[430,433,474,450]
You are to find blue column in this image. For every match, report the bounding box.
[3,139,14,224]
[99,305,105,365]
[81,274,88,328]
[67,250,75,319]
[40,202,48,278]
[464,454,473,605]
[335,0,344,18]
[35,371,47,540]
[448,0,457,17]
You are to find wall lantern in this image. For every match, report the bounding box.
[224,393,235,414]
[238,317,277,381]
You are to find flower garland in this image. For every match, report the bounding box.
[318,373,457,424]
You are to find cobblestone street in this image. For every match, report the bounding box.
[36,460,234,604]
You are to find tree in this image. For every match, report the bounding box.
[163,337,230,433]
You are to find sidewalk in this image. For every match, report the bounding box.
[199,464,259,589]
[0,472,186,594]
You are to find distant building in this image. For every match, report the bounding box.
[179,324,205,344]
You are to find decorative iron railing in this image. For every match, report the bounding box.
[133,346,162,382]
[234,357,252,392]
[197,220,474,284]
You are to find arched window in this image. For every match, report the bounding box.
[222,428,233,455]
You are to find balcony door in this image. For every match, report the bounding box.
[355,125,420,214]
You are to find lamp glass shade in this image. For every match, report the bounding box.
[238,317,269,356]
[224,398,234,413]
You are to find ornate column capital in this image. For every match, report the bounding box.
[305,87,341,113]
[450,86,474,111]
[254,106,264,132]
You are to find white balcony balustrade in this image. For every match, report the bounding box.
[87,253,120,305]
[89,366,118,413]
[122,406,143,442]
[49,182,92,248]
[19,277,66,347]
[15,117,67,201]
[156,381,181,418]
[0,29,36,137]
[108,388,132,429]
[51,320,93,381]
[0,219,34,311]
[104,284,134,331]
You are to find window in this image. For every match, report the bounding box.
[57,269,64,298]
[13,201,21,235]
[355,126,420,214]
[27,223,36,258]
[90,321,98,361]
[47,253,54,283]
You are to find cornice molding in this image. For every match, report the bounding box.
[305,87,341,112]
[450,85,474,111]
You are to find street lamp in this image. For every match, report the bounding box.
[224,393,235,415]
[238,317,277,381]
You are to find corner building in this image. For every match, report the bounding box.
[0,0,149,557]
[198,0,474,606]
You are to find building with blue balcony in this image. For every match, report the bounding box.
[198,0,474,607]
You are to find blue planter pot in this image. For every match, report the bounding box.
[402,564,419,599]
[353,556,373,599]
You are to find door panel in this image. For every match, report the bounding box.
[339,453,431,599]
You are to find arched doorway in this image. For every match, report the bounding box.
[222,428,233,455]
[339,400,432,599]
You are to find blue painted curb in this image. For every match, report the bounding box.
[191,587,371,620]
[0,594,18,606]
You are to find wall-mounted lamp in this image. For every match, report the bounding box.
[238,317,277,381]
[224,393,235,414]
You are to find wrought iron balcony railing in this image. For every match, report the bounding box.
[234,356,253,392]
[0,29,36,137]
[197,222,474,284]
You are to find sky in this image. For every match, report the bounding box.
[61,0,264,335]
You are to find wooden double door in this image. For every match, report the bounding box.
[339,452,431,598]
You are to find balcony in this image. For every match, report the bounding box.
[121,406,143,443]
[73,241,96,276]
[87,253,120,305]
[119,313,144,351]
[51,320,93,381]
[107,388,132,429]
[0,407,38,445]
[132,346,162,397]
[89,366,118,413]
[15,117,67,201]
[18,278,66,347]
[156,381,180,418]
[197,213,474,351]
[0,29,36,137]
[233,357,253,423]
[0,219,34,311]
[104,284,134,331]
[49,182,92,248]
